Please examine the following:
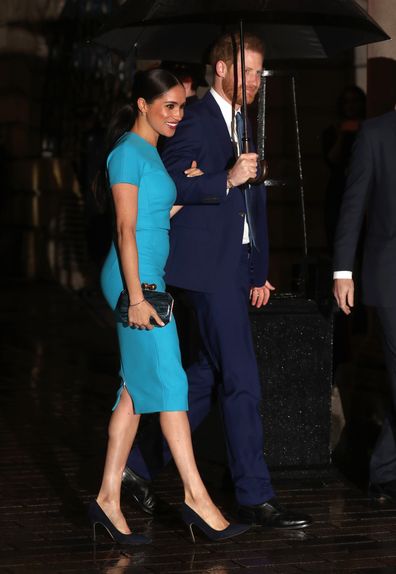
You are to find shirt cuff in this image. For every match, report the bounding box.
[333,271,353,279]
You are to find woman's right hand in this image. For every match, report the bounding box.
[128,300,164,329]
[184,160,204,177]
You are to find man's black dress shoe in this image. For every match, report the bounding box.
[237,497,312,529]
[369,480,396,501]
[122,467,167,516]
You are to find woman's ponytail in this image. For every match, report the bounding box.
[92,103,136,212]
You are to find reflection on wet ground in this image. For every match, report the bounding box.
[2,280,396,573]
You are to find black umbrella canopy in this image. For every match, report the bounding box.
[92,0,389,265]
[94,0,390,62]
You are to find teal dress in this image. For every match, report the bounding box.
[100,132,188,414]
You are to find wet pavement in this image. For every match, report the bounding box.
[2,280,396,573]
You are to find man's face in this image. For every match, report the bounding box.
[222,49,263,106]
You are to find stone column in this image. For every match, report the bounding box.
[367,0,396,116]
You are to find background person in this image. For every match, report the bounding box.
[160,61,208,105]
[322,85,366,252]
[333,107,396,501]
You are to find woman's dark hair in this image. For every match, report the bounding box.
[92,68,182,211]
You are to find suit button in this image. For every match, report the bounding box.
[239,211,245,217]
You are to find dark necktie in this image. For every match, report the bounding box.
[235,112,257,248]
[235,111,244,154]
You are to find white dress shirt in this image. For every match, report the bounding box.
[210,88,250,244]
[333,271,353,279]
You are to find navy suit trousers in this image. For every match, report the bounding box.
[127,245,274,506]
[370,306,396,484]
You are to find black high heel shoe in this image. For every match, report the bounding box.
[88,500,151,545]
[181,503,250,543]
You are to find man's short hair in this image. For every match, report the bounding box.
[209,32,264,69]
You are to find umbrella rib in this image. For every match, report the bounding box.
[132,0,166,58]
[142,0,165,22]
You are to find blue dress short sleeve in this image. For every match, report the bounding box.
[107,137,143,187]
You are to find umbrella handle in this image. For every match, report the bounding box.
[248,159,268,186]
[242,138,268,185]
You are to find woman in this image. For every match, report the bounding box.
[89,69,249,545]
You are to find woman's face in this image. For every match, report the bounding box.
[144,85,186,138]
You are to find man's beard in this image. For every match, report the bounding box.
[223,75,256,105]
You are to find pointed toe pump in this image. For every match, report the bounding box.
[88,500,151,545]
[181,503,250,543]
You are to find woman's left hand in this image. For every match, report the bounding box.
[184,160,204,177]
[250,281,275,308]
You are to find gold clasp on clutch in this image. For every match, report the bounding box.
[141,283,157,291]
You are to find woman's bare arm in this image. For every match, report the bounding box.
[112,183,163,328]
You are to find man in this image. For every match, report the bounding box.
[333,108,396,500]
[123,33,311,528]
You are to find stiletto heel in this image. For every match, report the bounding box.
[181,503,250,542]
[88,500,151,545]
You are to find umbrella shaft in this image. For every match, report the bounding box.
[239,20,249,153]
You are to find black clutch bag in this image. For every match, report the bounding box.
[115,284,174,327]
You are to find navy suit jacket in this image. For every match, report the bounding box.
[333,110,396,306]
[162,91,269,293]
